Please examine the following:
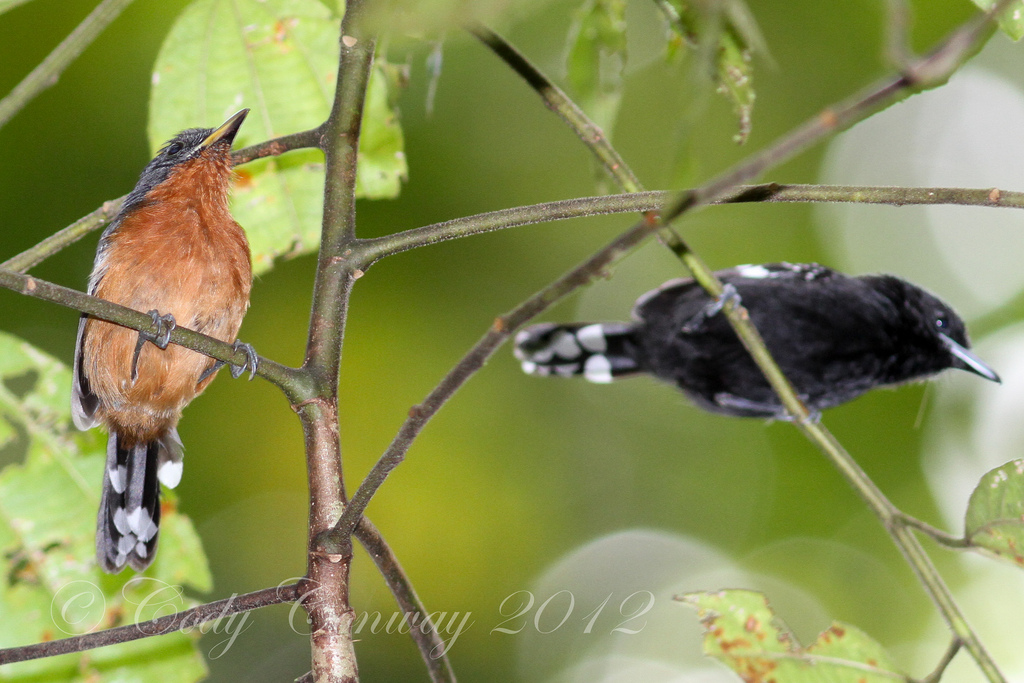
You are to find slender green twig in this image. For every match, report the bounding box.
[0,0,138,130]
[921,639,963,683]
[12,181,1018,279]
[468,24,643,194]
[0,199,123,273]
[359,184,1024,264]
[231,127,322,165]
[897,512,970,549]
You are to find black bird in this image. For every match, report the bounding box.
[514,263,999,418]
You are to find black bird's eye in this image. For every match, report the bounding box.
[935,315,948,330]
[165,141,184,156]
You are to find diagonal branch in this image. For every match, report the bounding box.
[0,0,137,131]
[355,518,456,683]
[0,129,322,275]
[0,267,312,402]
[0,518,454,682]
[0,582,302,665]
[469,24,642,194]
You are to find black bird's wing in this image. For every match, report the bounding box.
[631,263,882,416]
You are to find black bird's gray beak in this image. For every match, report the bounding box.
[199,108,249,150]
[940,334,1001,383]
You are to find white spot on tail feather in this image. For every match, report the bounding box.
[576,324,608,353]
[584,355,614,383]
[109,465,127,493]
[158,460,184,488]
[551,331,582,359]
[113,507,131,535]
[127,508,158,542]
[117,535,136,555]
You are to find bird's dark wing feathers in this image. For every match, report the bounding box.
[71,313,100,430]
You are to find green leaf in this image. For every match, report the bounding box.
[965,459,1024,566]
[0,0,32,16]
[149,0,408,274]
[657,0,762,143]
[0,332,210,682]
[356,58,409,200]
[679,589,904,682]
[566,0,627,134]
[971,0,1024,41]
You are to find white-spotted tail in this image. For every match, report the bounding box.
[514,322,642,383]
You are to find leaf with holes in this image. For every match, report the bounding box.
[0,332,210,682]
[149,0,408,274]
[657,0,763,144]
[965,459,1024,567]
[679,589,903,682]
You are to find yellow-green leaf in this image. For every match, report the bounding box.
[0,332,210,682]
[149,0,407,274]
[965,459,1024,567]
[679,589,903,682]
[971,0,1024,41]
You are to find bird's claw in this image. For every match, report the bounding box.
[196,340,259,385]
[146,310,177,349]
[229,340,259,380]
[682,284,741,333]
[711,284,741,315]
[131,310,177,382]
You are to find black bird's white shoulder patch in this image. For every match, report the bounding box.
[729,262,834,282]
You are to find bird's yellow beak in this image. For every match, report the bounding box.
[200,108,249,149]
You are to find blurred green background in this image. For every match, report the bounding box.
[3,0,1024,681]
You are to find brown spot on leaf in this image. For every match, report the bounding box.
[233,169,254,189]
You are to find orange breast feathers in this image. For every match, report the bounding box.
[81,167,252,446]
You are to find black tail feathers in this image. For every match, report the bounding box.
[514,322,643,383]
[96,429,184,573]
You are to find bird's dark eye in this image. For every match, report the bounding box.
[936,316,948,329]
[166,141,184,156]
